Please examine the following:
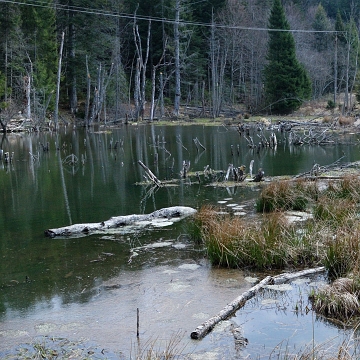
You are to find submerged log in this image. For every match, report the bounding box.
[190,266,326,340]
[44,206,197,238]
[190,276,273,340]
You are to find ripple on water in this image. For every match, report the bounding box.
[178,263,201,270]
[168,282,190,292]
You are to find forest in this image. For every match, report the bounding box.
[0,0,359,130]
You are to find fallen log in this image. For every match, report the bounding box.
[44,206,197,238]
[273,266,325,284]
[190,276,273,340]
[190,266,326,340]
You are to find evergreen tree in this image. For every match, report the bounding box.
[312,4,331,52]
[21,2,57,102]
[264,0,311,114]
[56,0,118,115]
[335,10,346,44]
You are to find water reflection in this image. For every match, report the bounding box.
[0,124,359,356]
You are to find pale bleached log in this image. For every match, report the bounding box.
[138,160,162,186]
[190,266,326,340]
[190,276,273,340]
[272,266,325,284]
[45,206,196,238]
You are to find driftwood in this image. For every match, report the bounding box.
[193,137,206,152]
[294,156,346,179]
[272,266,325,284]
[44,206,197,238]
[190,266,325,340]
[138,160,162,186]
[252,168,264,182]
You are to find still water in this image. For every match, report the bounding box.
[0,123,360,358]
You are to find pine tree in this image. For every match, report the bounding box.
[264,0,311,114]
[335,10,346,44]
[312,4,331,52]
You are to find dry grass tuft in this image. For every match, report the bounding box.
[310,278,360,321]
[338,116,355,126]
[256,179,315,212]
[322,115,333,123]
[194,207,322,269]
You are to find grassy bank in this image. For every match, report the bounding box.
[192,175,360,322]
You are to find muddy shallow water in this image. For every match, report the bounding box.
[0,239,354,359]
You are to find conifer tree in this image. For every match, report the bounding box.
[264,0,311,114]
[312,4,331,52]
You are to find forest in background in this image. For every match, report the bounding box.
[0,0,359,130]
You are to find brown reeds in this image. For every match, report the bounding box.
[338,116,355,126]
[193,175,360,323]
[309,277,360,322]
[256,179,316,212]
[194,206,322,269]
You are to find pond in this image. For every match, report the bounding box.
[1,123,360,358]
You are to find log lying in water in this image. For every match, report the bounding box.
[44,206,197,238]
[273,266,325,284]
[190,276,273,340]
[190,266,325,340]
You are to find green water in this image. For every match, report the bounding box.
[0,124,359,357]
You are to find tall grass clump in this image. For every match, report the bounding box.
[313,197,357,228]
[309,277,360,322]
[194,206,321,269]
[322,176,360,201]
[272,334,359,359]
[256,180,315,213]
[323,226,360,279]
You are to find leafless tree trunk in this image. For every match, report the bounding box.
[133,14,151,120]
[24,73,31,120]
[334,35,338,105]
[54,32,65,130]
[210,15,228,118]
[85,55,91,127]
[173,0,181,117]
[159,71,164,118]
[90,62,114,123]
[150,39,168,121]
[344,34,351,113]
[349,41,359,110]
[68,11,77,115]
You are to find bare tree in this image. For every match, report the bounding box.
[89,62,114,124]
[150,38,168,121]
[343,19,359,112]
[210,17,228,117]
[54,31,64,130]
[133,13,151,120]
[173,0,181,117]
[216,0,268,113]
